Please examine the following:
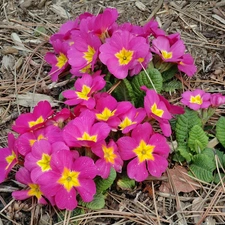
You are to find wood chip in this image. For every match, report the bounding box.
[135,1,146,11]
[49,5,71,19]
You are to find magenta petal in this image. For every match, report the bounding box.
[50,150,73,172]
[72,156,97,179]
[95,159,111,179]
[147,154,168,177]
[37,172,59,196]
[15,167,31,185]
[131,123,153,143]
[127,158,148,182]
[159,120,172,137]
[55,187,77,210]
[76,179,96,202]
[149,134,170,157]
[12,190,29,200]
[117,137,137,160]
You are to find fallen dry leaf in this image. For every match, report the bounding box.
[159,165,200,194]
[10,92,58,108]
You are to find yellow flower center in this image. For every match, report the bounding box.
[5,151,16,170]
[28,116,44,128]
[83,45,96,63]
[119,117,137,130]
[102,145,117,164]
[151,103,164,117]
[76,85,91,100]
[58,168,80,192]
[56,53,68,69]
[96,108,116,121]
[190,95,203,105]
[115,47,134,65]
[80,64,91,73]
[29,134,46,147]
[133,140,155,163]
[77,132,97,142]
[161,50,173,60]
[37,153,51,172]
[28,183,43,200]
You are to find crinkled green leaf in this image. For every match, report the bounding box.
[177,144,192,162]
[161,65,178,81]
[216,117,225,148]
[188,125,208,153]
[175,108,202,162]
[113,79,131,102]
[215,149,224,168]
[213,173,225,184]
[162,80,182,93]
[95,168,117,194]
[117,176,135,190]
[131,67,163,95]
[189,154,216,182]
[82,193,105,210]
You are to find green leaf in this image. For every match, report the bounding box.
[34,26,46,36]
[213,173,225,184]
[122,78,136,105]
[175,108,202,162]
[215,149,224,168]
[131,67,163,94]
[83,193,105,210]
[216,117,225,148]
[189,154,216,182]
[177,144,192,162]
[95,168,117,194]
[223,154,225,168]
[161,65,178,81]
[117,176,135,190]
[162,80,182,93]
[188,125,208,153]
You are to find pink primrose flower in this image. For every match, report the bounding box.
[99,30,151,79]
[16,125,63,156]
[181,89,211,110]
[117,123,170,181]
[0,133,18,183]
[143,88,173,136]
[62,72,106,109]
[210,93,225,107]
[167,33,181,45]
[117,23,145,37]
[24,140,72,183]
[12,101,54,134]
[177,53,197,77]
[118,105,146,134]
[68,31,101,76]
[143,19,165,38]
[12,167,49,205]
[151,36,185,62]
[63,110,110,148]
[94,93,132,130]
[37,150,97,210]
[49,19,80,46]
[46,108,72,127]
[93,8,118,40]
[45,39,69,81]
[92,140,123,179]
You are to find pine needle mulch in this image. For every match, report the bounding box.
[1,1,225,224]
